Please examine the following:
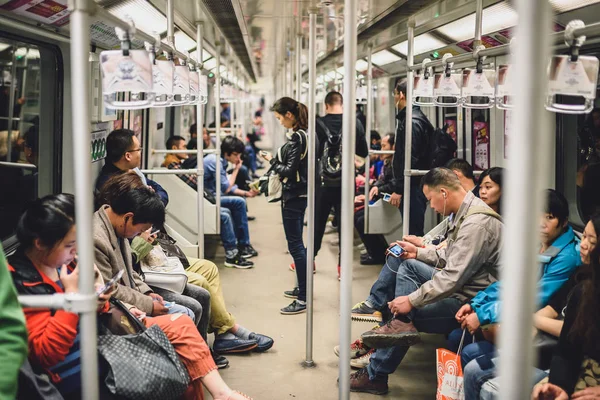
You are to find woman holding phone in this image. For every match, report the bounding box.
[8,194,252,400]
[265,97,309,315]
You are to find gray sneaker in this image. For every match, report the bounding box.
[280,300,306,315]
[351,301,383,323]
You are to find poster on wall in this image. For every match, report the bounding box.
[132,111,143,145]
[444,119,458,142]
[473,120,490,170]
[0,0,70,26]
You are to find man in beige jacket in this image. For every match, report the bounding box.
[348,167,503,395]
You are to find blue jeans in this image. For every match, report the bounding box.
[463,355,548,400]
[282,197,307,302]
[366,256,403,311]
[221,196,250,246]
[448,328,496,369]
[220,208,238,258]
[367,259,462,380]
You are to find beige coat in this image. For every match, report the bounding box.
[408,191,503,308]
[93,206,154,314]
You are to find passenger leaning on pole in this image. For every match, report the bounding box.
[311,91,368,280]
[389,79,432,236]
[346,167,503,395]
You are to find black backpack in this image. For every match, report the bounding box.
[317,118,343,187]
[428,124,457,168]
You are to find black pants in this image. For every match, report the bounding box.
[354,207,388,261]
[403,184,427,237]
[282,197,307,301]
[313,186,342,264]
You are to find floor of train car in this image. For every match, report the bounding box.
[207,196,444,399]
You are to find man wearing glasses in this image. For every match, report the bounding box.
[95,129,169,206]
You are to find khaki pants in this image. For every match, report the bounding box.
[185,258,236,335]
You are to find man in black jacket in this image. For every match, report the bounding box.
[390,79,430,236]
[313,91,369,279]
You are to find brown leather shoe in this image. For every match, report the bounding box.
[348,368,389,395]
[360,318,421,349]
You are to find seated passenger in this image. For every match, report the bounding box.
[350,159,483,323]
[531,215,600,400]
[94,178,212,340]
[95,129,168,206]
[0,244,27,400]
[354,133,396,266]
[100,172,274,358]
[162,136,255,269]
[446,158,478,195]
[345,168,503,395]
[8,194,252,400]
[203,136,259,265]
[450,190,580,368]
[478,167,503,214]
[464,213,598,400]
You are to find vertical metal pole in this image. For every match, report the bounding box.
[339,0,356,397]
[166,0,175,45]
[402,19,415,237]
[69,1,98,399]
[498,1,552,399]
[295,33,302,99]
[215,43,222,235]
[303,6,317,368]
[196,22,205,259]
[6,45,17,162]
[474,0,483,48]
[364,44,373,234]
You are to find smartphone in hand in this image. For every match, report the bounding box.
[387,244,405,258]
[96,269,124,295]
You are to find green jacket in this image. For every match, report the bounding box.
[0,244,28,400]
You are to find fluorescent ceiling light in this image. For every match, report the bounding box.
[0,44,10,52]
[437,2,518,42]
[392,33,447,56]
[550,0,600,12]
[324,73,334,82]
[355,59,369,71]
[371,50,401,66]
[336,66,345,76]
[203,58,217,70]
[189,49,213,62]
[108,0,167,36]
[172,31,196,52]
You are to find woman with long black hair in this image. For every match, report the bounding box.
[264,97,310,315]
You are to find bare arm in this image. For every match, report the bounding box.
[533,306,563,338]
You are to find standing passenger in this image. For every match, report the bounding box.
[313,91,369,280]
[265,97,310,315]
[390,79,432,236]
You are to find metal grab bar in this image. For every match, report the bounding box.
[0,161,37,170]
[139,169,200,175]
[405,169,484,177]
[368,150,395,155]
[151,149,216,155]
[206,128,234,132]
[19,293,97,313]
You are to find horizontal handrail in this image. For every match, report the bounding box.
[152,149,215,154]
[369,150,395,155]
[139,168,199,175]
[18,293,97,313]
[0,161,36,170]
[407,168,484,176]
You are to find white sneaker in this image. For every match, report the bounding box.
[350,349,375,369]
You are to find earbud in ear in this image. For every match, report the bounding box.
[442,191,447,199]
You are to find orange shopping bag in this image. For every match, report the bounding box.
[436,329,470,400]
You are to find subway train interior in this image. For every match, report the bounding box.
[1,0,600,399]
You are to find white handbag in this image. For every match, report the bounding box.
[141,245,188,294]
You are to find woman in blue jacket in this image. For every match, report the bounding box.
[449,189,581,367]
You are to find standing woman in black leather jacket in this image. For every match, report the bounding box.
[264,97,309,315]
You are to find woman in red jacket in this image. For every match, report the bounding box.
[9,193,251,400]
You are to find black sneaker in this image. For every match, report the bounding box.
[211,349,229,369]
[224,254,254,269]
[239,244,259,258]
[280,300,307,315]
[284,287,299,299]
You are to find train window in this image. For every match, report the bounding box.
[0,37,61,243]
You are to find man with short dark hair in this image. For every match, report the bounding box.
[346,167,503,395]
[446,158,477,193]
[389,79,431,236]
[95,129,169,206]
[312,91,368,279]
[204,135,258,267]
